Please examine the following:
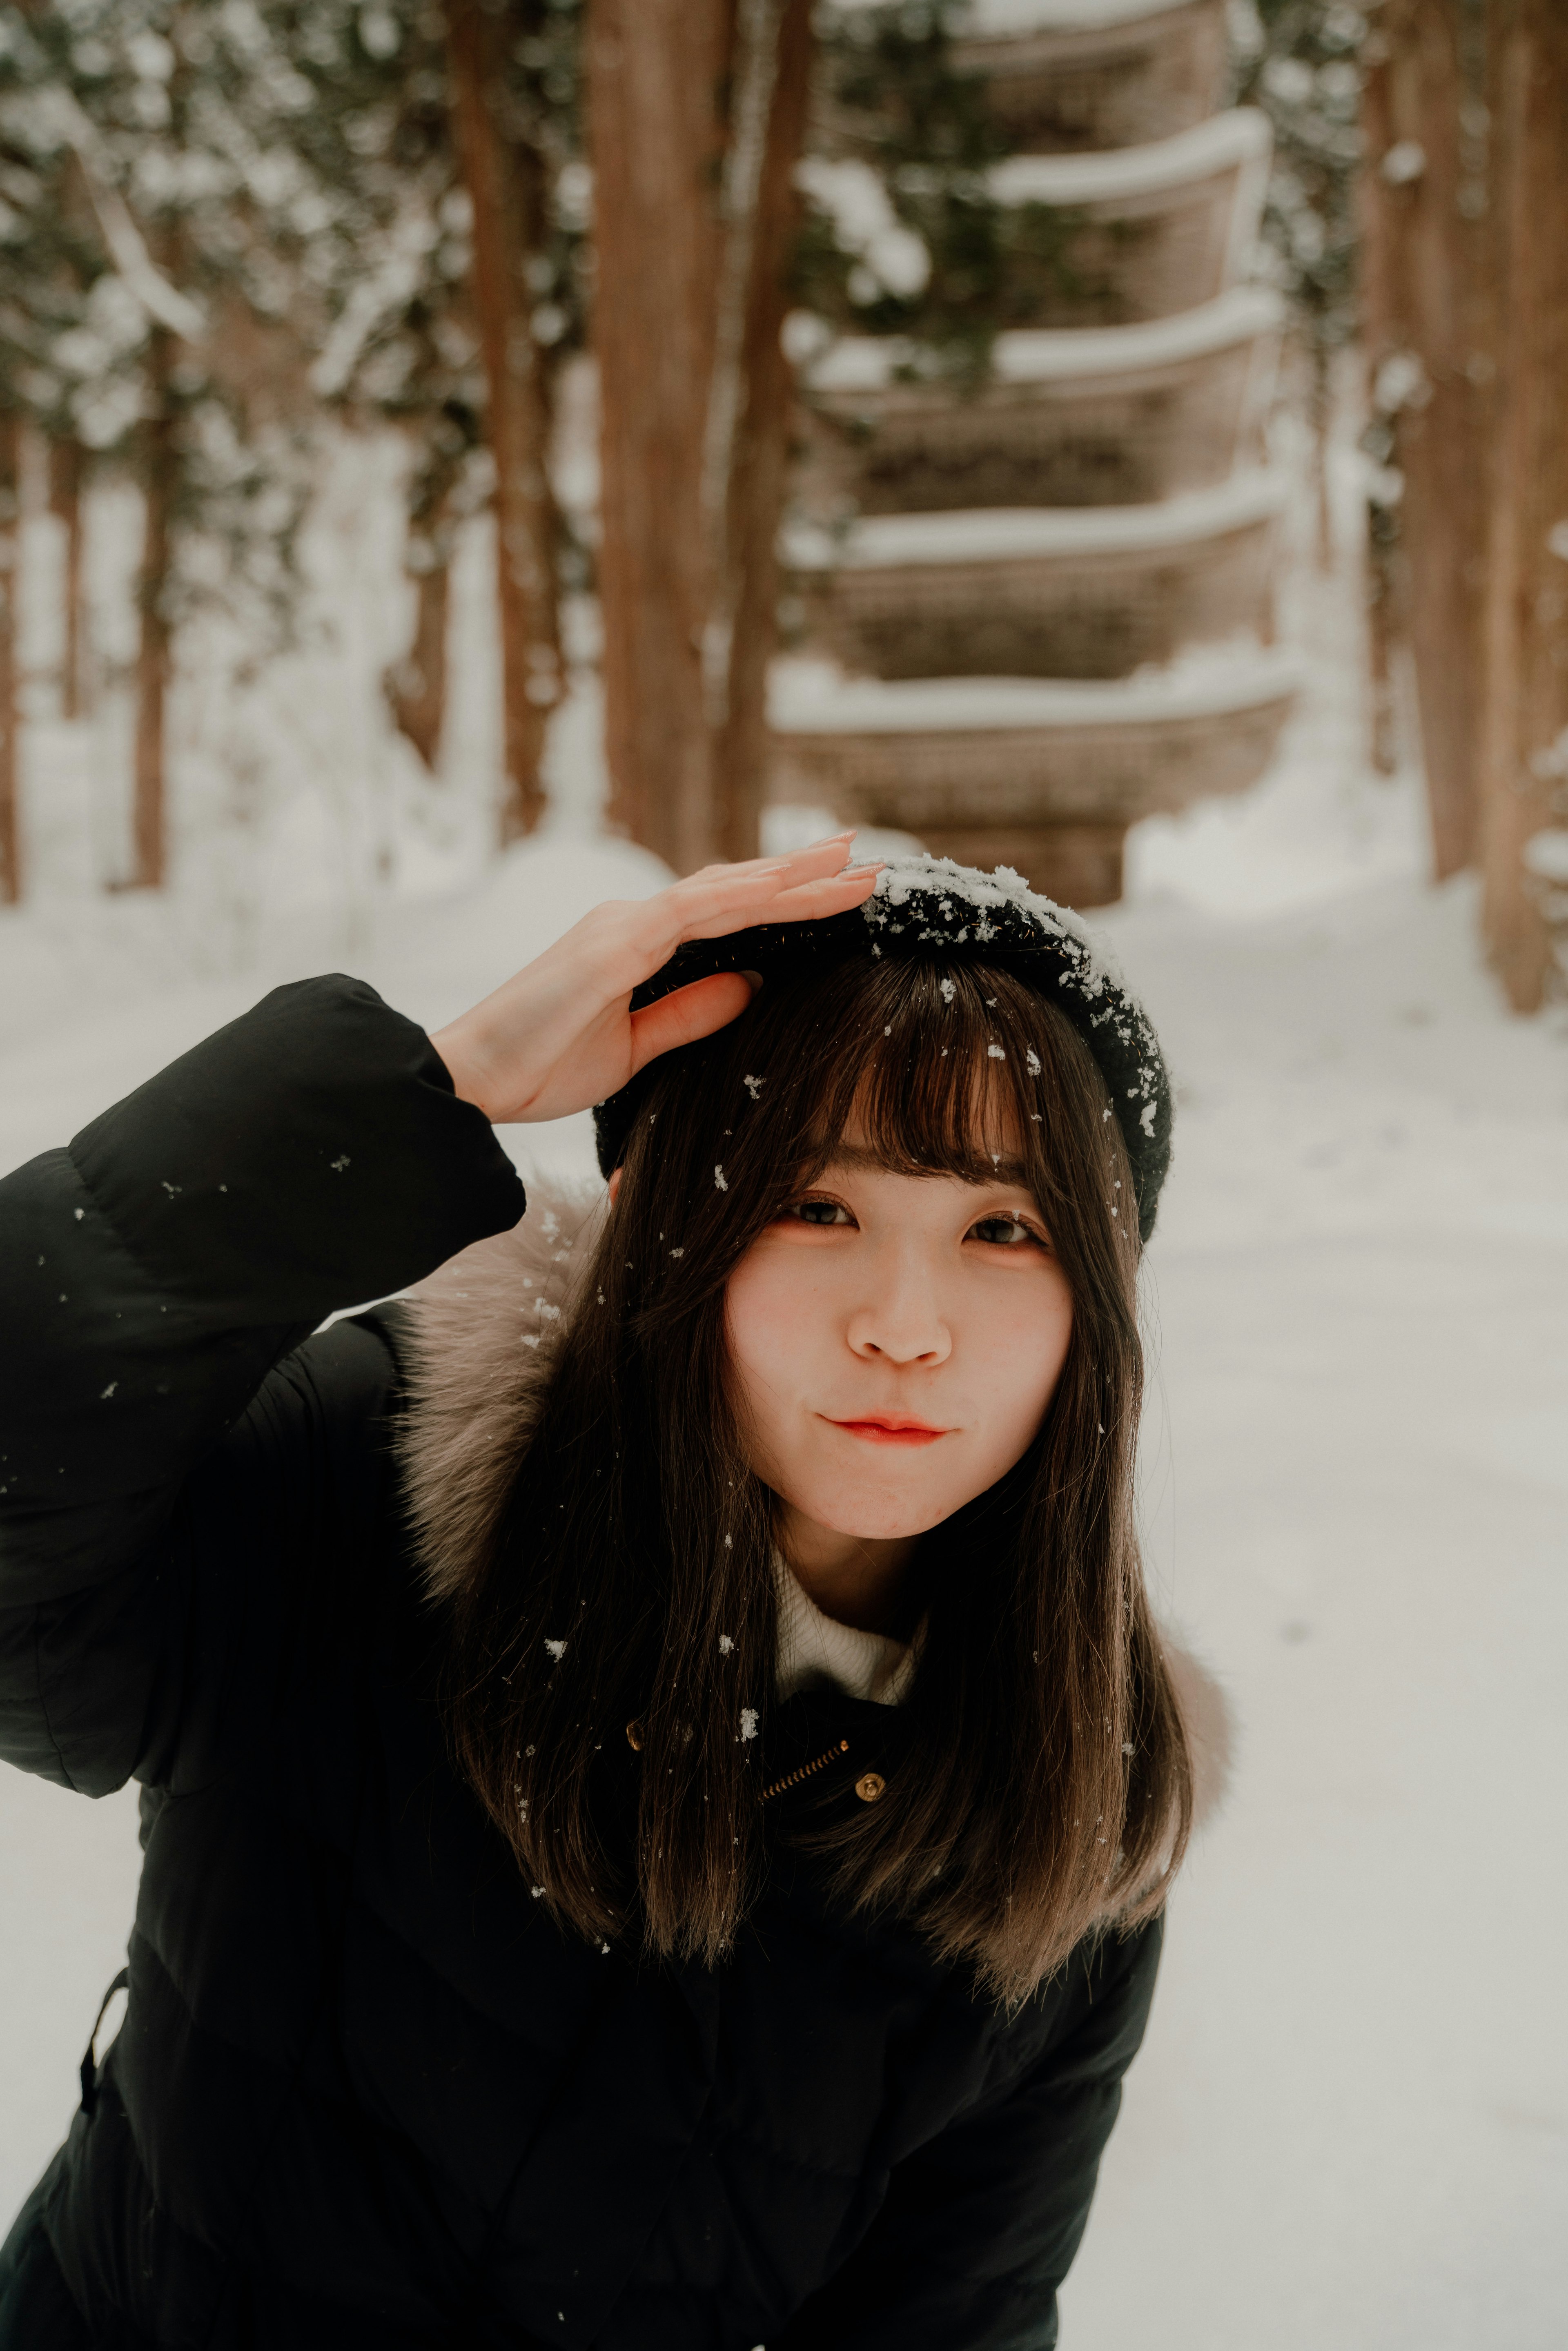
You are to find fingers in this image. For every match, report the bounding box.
[682,833,855,891]
[666,835,883,947]
[764,863,882,923]
[689,860,880,941]
[627,970,758,1074]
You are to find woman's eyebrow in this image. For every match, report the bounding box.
[821,1144,1031,1184]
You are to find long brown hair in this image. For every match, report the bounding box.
[443,954,1191,2003]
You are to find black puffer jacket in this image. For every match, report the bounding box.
[0,979,1162,2351]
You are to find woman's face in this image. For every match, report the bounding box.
[723,1124,1075,1555]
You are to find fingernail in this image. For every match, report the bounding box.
[739,969,764,994]
[842,860,884,877]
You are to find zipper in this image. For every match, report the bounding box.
[760,1737,849,1804]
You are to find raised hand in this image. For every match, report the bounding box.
[429,836,881,1125]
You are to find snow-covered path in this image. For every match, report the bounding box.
[2,838,1565,2346]
[1065,874,1568,2349]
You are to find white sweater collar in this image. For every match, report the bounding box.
[774,1555,915,1707]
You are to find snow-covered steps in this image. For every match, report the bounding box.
[799,287,1283,515]
[949,0,1229,155]
[785,45,1288,908]
[782,472,1286,682]
[800,109,1270,332]
[767,649,1300,906]
[983,107,1272,325]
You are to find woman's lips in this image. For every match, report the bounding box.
[824,1416,950,1448]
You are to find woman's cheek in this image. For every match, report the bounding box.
[724,1246,817,1446]
[727,1245,793,1364]
[976,1275,1074,1468]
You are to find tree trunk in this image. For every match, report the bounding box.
[386,557,451,773]
[0,411,19,906]
[713,0,814,865]
[1359,0,1494,880]
[446,0,562,844]
[48,436,88,721]
[589,0,814,871]
[1356,44,1401,775]
[588,0,731,869]
[1366,0,1568,1005]
[1474,0,1568,1009]
[131,328,174,892]
[385,470,456,773]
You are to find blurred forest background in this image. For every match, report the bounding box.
[0,0,1563,1001]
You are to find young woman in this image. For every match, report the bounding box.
[0,837,1225,2350]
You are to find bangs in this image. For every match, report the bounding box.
[799,960,1051,1191]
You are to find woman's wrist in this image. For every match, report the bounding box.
[430,1014,502,1123]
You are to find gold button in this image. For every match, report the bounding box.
[625,1720,644,1751]
[854,1772,886,1803]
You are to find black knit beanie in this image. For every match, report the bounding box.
[593,855,1173,1243]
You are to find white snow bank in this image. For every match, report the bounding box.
[832,0,1212,31]
[957,0,1214,30]
[782,470,1286,570]
[793,156,931,300]
[0,833,674,1194]
[988,106,1270,205]
[1523,826,1568,883]
[807,285,1284,394]
[770,646,1301,731]
[1120,392,1428,923]
[1057,865,1568,2350]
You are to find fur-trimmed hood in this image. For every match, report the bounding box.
[395,1184,1233,1828]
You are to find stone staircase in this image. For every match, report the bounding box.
[771,0,1297,907]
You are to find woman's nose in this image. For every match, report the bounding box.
[845,1269,951,1366]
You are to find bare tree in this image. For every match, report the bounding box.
[48,437,88,721]
[589,0,813,872]
[384,455,464,775]
[1359,0,1493,881]
[1363,0,1568,1006]
[129,326,174,892]
[446,0,564,842]
[712,0,815,865]
[0,410,18,905]
[385,549,452,774]
[1474,0,1567,1008]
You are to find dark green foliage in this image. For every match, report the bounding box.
[0,0,588,665]
[1232,0,1369,368]
[798,0,1371,394]
[0,6,132,446]
[797,1,1089,383]
[280,0,587,421]
[793,184,1110,383]
[0,0,338,648]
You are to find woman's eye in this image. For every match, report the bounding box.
[785,1196,854,1227]
[969,1214,1041,1249]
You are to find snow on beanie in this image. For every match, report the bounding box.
[593,854,1173,1243]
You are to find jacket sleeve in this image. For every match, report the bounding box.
[0,975,526,1796]
[778,1915,1163,2351]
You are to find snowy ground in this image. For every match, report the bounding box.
[5,836,1566,2346]
[3,435,1567,2342]
[1066,868,1568,2350]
